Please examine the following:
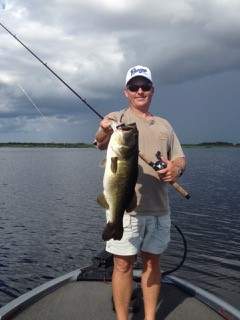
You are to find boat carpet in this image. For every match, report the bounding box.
[12,281,223,320]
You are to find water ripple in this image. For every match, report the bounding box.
[0,147,239,309]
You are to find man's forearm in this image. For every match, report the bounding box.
[171,157,186,177]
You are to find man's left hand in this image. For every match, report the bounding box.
[157,158,180,182]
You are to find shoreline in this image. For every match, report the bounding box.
[182,142,240,148]
[0,142,239,148]
[0,142,94,148]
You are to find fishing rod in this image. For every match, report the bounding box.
[1,21,190,198]
[0,21,104,120]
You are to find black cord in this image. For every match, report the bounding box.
[162,223,187,277]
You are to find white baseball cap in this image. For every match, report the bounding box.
[125,65,152,85]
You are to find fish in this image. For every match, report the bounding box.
[97,122,139,241]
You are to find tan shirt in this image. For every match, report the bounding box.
[104,107,185,216]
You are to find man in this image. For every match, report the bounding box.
[95,65,186,320]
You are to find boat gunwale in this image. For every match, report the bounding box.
[0,269,239,320]
[165,275,240,320]
[0,269,81,320]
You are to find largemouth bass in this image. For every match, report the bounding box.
[97,122,139,241]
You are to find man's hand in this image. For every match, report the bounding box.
[94,116,114,150]
[157,157,185,182]
[100,117,114,133]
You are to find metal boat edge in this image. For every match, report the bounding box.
[0,268,240,320]
[165,275,240,320]
[0,269,81,320]
[133,269,240,320]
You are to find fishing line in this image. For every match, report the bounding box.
[17,84,48,121]
[0,21,104,120]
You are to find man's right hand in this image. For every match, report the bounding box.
[100,117,114,132]
[94,116,114,150]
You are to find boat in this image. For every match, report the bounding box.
[0,250,239,320]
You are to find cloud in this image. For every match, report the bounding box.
[0,0,6,10]
[2,1,240,88]
[0,0,240,141]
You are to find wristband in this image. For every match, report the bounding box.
[177,167,184,177]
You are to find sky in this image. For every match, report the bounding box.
[0,0,240,144]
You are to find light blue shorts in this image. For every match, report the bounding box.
[106,213,171,256]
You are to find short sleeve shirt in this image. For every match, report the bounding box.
[105,107,185,216]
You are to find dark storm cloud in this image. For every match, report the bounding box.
[0,0,240,142]
[2,1,240,89]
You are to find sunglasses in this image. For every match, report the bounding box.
[127,83,153,92]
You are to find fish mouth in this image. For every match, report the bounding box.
[116,122,136,131]
[113,122,138,148]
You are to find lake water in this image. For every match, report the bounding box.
[0,147,239,309]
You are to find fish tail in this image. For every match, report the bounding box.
[102,222,123,241]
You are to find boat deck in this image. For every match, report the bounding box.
[11,281,224,320]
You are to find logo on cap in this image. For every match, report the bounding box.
[125,65,152,85]
[130,67,148,76]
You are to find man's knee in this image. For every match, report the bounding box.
[114,255,135,274]
[142,252,160,272]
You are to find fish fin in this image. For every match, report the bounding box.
[97,193,109,209]
[102,222,123,241]
[126,192,137,213]
[99,158,107,168]
[111,157,118,173]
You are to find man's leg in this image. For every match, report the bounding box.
[112,254,135,320]
[141,252,161,320]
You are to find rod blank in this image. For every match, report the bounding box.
[0,21,104,120]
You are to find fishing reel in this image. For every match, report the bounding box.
[139,151,191,199]
[150,151,167,171]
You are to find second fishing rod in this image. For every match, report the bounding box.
[0,21,190,199]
